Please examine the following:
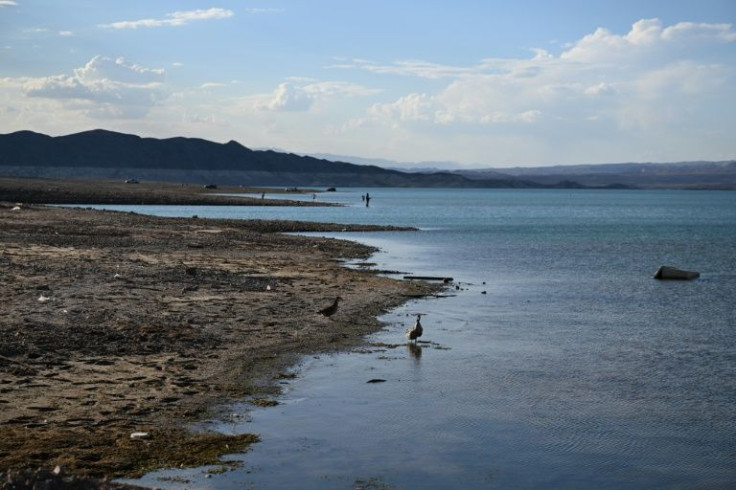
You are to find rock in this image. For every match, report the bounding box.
[366,379,386,383]
[130,431,151,440]
[653,266,700,280]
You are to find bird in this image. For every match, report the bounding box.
[406,314,423,343]
[318,296,342,318]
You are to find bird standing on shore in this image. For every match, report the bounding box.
[319,296,342,318]
[406,314,423,343]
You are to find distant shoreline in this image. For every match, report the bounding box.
[0,177,338,206]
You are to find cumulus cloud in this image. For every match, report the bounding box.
[263,83,314,111]
[368,92,542,126]
[561,18,736,62]
[103,8,233,29]
[335,18,735,135]
[22,56,167,119]
[258,80,381,112]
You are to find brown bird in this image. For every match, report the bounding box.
[318,296,342,317]
[406,314,423,343]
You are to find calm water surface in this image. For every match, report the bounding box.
[115,189,736,489]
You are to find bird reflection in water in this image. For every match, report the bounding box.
[407,342,422,360]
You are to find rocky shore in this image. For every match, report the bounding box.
[0,179,439,483]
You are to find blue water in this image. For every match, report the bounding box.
[115,189,736,489]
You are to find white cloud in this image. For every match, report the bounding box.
[367,92,542,126]
[103,8,234,29]
[200,82,227,89]
[337,18,735,133]
[662,21,736,42]
[0,0,18,6]
[329,58,478,79]
[584,82,617,96]
[561,18,736,62]
[369,93,435,122]
[263,83,314,111]
[302,81,380,97]
[74,56,164,84]
[22,56,167,119]
[319,18,736,164]
[257,80,381,112]
[59,31,74,37]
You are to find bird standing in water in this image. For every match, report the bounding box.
[319,296,342,318]
[406,314,423,343]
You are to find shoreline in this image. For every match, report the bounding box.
[0,177,334,207]
[0,183,440,483]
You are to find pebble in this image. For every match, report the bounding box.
[130,431,151,440]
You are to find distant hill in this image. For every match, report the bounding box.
[310,151,736,190]
[456,162,736,190]
[0,129,544,188]
[6,129,722,189]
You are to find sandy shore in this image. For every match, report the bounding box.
[0,179,439,483]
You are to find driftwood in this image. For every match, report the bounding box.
[404,276,454,283]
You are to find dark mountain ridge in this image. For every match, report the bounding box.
[0,129,544,188]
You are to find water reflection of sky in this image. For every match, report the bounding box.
[108,189,736,489]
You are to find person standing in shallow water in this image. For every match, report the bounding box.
[365,193,371,207]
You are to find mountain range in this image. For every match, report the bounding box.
[0,130,539,188]
[308,153,736,190]
[1,129,733,189]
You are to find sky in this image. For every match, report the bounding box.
[1,1,735,168]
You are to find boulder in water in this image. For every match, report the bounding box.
[653,266,700,280]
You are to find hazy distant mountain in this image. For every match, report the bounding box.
[306,152,468,172]
[0,130,541,188]
[456,162,736,189]
[309,152,736,189]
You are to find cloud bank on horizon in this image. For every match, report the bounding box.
[1,1,734,167]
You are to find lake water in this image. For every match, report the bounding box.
[115,188,736,489]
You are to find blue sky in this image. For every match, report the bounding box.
[1,1,735,167]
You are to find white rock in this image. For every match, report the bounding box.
[130,431,151,440]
